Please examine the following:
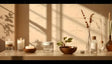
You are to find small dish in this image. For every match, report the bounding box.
[24,48,36,53]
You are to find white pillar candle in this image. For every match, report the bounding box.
[17,38,25,51]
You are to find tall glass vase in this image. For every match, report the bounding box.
[86,28,91,53]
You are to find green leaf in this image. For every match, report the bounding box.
[57,42,63,46]
[68,38,73,41]
[63,37,67,40]
[65,38,73,43]
[65,40,72,43]
[65,40,68,42]
[67,40,72,42]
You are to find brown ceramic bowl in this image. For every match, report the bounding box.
[24,48,36,53]
[60,46,77,54]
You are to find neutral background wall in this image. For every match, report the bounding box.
[15,4,29,49]
[0,4,112,51]
[29,4,112,51]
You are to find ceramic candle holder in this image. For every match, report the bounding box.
[24,46,36,53]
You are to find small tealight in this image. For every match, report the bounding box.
[25,46,34,49]
[24,45,36,53]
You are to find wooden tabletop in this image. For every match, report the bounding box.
[0,50,112,60]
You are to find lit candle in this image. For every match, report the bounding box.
[17,38,25,51]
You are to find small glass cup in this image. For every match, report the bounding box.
[42,41,54,52]
[5,40,14,56]
[5,41,14,51]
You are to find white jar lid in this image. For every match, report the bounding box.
[42,42,50,45]
[42,42,53,45]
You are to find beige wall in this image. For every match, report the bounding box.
[29,4,47,43]
[61,4,108,51]
[29,4,112,51]
[1,4,110,51]
[1,4,111,51]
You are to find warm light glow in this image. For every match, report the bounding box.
[29,4,110,51]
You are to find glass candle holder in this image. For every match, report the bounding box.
[5,40,14,51]
[42,41,54,52]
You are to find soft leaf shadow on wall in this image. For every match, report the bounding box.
[0,5,14,41]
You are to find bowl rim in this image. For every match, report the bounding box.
[59,46,77,48]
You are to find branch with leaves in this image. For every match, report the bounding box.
[57,37,73,47]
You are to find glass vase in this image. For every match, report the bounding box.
[86,28,91,53]
[106,35,112,51]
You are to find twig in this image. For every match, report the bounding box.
[81,9,89,28]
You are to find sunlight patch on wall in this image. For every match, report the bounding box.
[29,4,111,51]
[29,4,47,43]
[62,4,107,50]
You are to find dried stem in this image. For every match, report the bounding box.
[108,12,111,36]
[89,13,94,23]
[81,9,94,52]
[81,9,89,28]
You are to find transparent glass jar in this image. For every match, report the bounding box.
[90,36,97,54]
[5,40,14,50]
[42,41,53,52]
